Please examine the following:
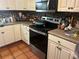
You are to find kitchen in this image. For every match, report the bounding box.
[0,0,79,59]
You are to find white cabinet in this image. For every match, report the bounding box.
[15,0,35,11]
[0,0,16,10]
[74,0,79,12]
[27,0,36,11]
[7,0,16,10]
[0,0,8,10]
[21,24,30,45]
[0,0,35,10]
[3,26,15,45]
[58,0,79,12]
[47,40,59,59]
[15,0,27,10]
[0,29,5,47]
[0,26,15,47]
[58,0,68,11]
[47,34,76,59]
[60,46,73,59]
[13,24,21,41]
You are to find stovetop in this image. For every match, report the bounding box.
[29,24,57,33]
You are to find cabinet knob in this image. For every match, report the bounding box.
[58,41,60,43]
[57,46,62,50]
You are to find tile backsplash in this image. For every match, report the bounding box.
[0,11,79,21]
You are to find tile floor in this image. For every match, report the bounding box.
[0,41,40,59]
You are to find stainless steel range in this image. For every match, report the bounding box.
[29,17,62,59]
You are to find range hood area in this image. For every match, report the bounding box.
[36,0,58,12]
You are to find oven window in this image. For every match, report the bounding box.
[30,29,47,53]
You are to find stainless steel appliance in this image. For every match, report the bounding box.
[36,0,58,12]
[29,17,62,59]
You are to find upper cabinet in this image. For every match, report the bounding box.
[27,0,36,11]
[0,0,8,10]
[16,0,36,11]
[74,0,79,12]
[0,0,36,11]
[58,0,79,12]
[58,0,68,11]
[15,0,27,10]
[0,0,16,10]
[7,0,16,10]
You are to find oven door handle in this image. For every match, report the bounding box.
[30,28,47,36]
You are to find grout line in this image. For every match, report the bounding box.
[7,48,16,59]
[17,43,30,59]
[0,54,2,59]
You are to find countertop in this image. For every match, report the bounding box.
[14,21,33,26]
[0,21,33,27]
[48,29,79,44]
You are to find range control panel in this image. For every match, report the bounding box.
[41,17,62,24]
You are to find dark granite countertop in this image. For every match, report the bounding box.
[48,29,79,44]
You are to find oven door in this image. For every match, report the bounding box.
[30,28,47,54]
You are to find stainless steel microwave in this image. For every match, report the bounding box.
[36,0,58,12]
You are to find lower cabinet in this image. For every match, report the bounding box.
[0,31,5,47]
[47,35,76,59]
[21,24,30,45]
[0,26,15,47]
[13,24,21,41]
[3,26,15,45]
[0,24,30,47]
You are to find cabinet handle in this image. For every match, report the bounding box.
[57,46,62,50]
[71,7,74,9]
[24,8,26,9]
[68,7,71,9]
[6,7,9,9]
[1,32,4,34]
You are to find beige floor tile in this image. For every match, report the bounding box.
[0,41,40,59]
[0,47,8,52]
[2,55,14,59]
[9,46,22,57]
[24,51,36,58]
[15,54,28,59]
[0,49,11,57]
[30,56,39,59]
[0,56,2,59]
[17,43,28,49]
[21,47,31,53]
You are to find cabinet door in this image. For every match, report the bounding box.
[58,0,68,11]
[67,0,75,12]
[7,0,16,10]
[58,0,76,12]
[16,0,27,10]
[27,0,36,11]
[0,0,8,10]
[60,46,73,59]
[74,0,79,12]
[47,40,60,59]
[14,24,21,41]
[3,26,15,45]
[0,31,4,47]
[21,25,30,45]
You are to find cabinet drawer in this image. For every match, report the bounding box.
[48,34,76,51]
